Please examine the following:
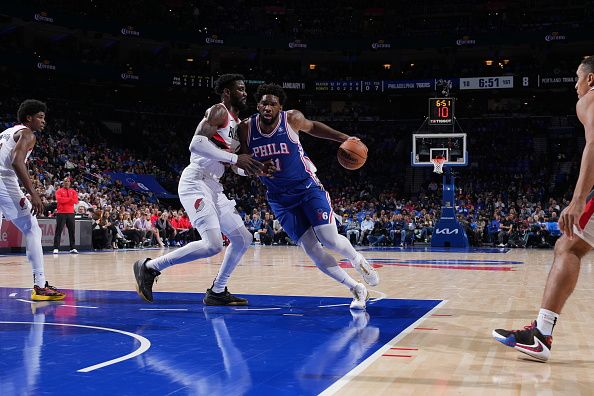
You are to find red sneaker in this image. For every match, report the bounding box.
[31,282,66,301]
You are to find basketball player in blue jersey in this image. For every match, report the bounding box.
[134,74,265,305]
[238,84,379,310]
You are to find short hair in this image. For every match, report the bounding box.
[581,55,594,74]
[17,99,47,123]
[213,74,245,95]
[255,84,287,105]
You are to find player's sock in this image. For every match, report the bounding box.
[299,228,358,289]
[212,226,252,293]
[12,215,46,287]
[147,228,223,272]
[536,308,559,336]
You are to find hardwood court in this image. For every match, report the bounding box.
[1,246,593,395]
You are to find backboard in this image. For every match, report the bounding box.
[411,133,467,166]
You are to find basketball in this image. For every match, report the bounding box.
[337,139,368,170]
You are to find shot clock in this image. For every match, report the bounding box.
[428,98,455,125]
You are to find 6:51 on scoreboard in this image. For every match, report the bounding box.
[428,98,455,125]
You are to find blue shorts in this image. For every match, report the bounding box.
[267,187,334,243]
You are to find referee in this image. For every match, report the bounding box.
[53,177,79,254]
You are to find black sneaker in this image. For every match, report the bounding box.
[492,321,552,361]
[133,258,160,302]
[203,285,248,306]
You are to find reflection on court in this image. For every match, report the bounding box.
[0,287,440,395]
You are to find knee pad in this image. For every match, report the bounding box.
[199,228,224,256]
[12,215,40,237]
[313,224,340,250]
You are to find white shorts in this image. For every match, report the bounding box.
[178,170,243,235]
[0,176,31,220]
[573,198,594,247]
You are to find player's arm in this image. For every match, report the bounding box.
[12,129,43,215]
[559,96,594,238]
[234,120,276,177]
[189,105,263,175]
[286,110,351,143]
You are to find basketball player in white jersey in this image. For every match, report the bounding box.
[133,74,265,305]
[0,100,65,300]
[493,56,594,361]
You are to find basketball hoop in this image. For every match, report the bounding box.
[431,157,446,174]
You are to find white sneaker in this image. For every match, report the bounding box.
[69,249,79,254]
[349,283,369,310]
[52,249,59,254]
[351,253,379,286]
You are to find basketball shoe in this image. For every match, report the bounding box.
[492,321,552,362]
[203,284,248,306]
[31,282,66,301]
[133,258,160,302]
[350,283,369,310]
[351,253,379,286]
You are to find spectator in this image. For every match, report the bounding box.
[53,177,79,254]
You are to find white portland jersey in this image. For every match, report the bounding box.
[187,105,240,179]
[0,125,31,179]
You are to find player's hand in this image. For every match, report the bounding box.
[558,200,585,239]
[259,159,277,177]
[236,154,264,176]
[345,136,361,142]
[30,192,44,216]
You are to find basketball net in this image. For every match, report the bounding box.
[431,157,446,174]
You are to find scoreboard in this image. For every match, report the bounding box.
[314,80,361,92]
[172,74,211,88]
[428,98,455,125]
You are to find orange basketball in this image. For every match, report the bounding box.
[337,139,368,170]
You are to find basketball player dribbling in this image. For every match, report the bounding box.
[493,55,594,361]
[133,74,264,305]
[0,100,65,300]
[238,84,379,310]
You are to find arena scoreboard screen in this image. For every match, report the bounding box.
[428,98,455,125]
[172,74,211,88]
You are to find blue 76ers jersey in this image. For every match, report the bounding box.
[247,111,321,193]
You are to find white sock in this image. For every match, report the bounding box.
[147,228,223,272]
[536,308,559,336]
[298,228,358,290]
[12,215,46,287]
[212,227,251,293]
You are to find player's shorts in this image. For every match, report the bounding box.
[573,194,594,247]
[0,175,32,220]
[178,167,243,234]
[267,186,334,243]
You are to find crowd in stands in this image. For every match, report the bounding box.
[0,68,583,251]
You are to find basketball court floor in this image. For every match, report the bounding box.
[1,245,593,395]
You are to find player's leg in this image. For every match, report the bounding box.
[0,179,64,300]
[12,215,65,301]
[203,194,252,306]
[298,227,369,310]
[302,189,379,286]
[133,185,224,302]
[493,203,594,361]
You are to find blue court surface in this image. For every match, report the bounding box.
[0,287,441,396]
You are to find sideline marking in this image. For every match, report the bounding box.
[318,300,447,396]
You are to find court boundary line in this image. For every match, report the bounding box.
[318,299,448,396]
[0,321,151,372]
